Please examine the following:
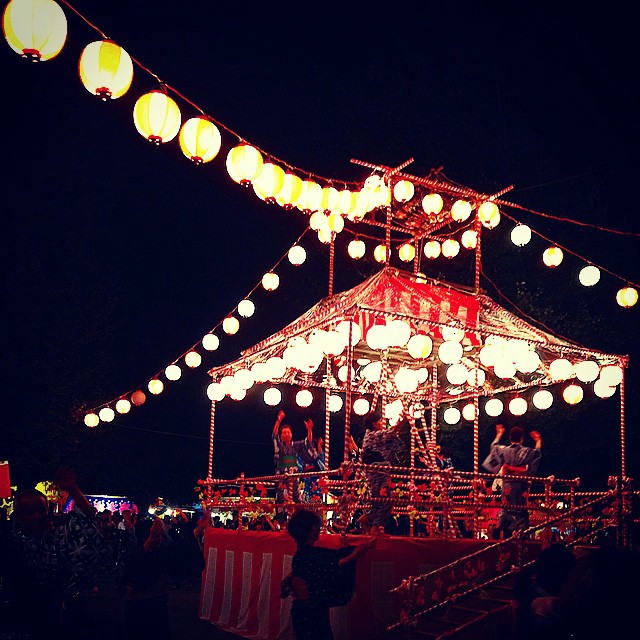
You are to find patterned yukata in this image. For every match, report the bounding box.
[483,442,542,534]
[299,439,326,502]
[273,432,318,503]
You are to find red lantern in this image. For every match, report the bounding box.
[131,390,146,406]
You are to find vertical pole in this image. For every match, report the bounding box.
[620,367,626,478]
[385,189,392,266]
[206,400,216,503]
[413,237,419,274]
[474,209,482,294]
[324,358,331,472]
[344,320,354,463]
[472,365,480,538]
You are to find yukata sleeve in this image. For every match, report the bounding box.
[482,443,504,473]
[272,432,281,466]
[524,447,542,475]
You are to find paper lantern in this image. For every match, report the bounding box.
[207,382,225,402]
[543,247,564,268]
[393,180,414,203]
[329,395,344,412]
[353,398,370,415]
[299,179,322,212]
[549,358,573,381]
[616,287,638,308]
[443,407,461,424]
[79,40,133,100]
[177,116,222,164]
[442,239,460,259]
[230,387,246,401]
[467,368,486,387]
[338,365,355,383]
[131,390,146,406]
[202,333,219,351]
[394,367,419,393]
[165,364,182,381]
[327,212,344,233]
[238,299,255,318]
[263,387,281,406]
[563,384,583,405]
[3,0,67,61]
[423,240,441,259]
[317,227,332,244]
[84,413,99,427]
[515,350,541,374]
[338,189,357,216]
[251,362,270,383]
[265,357,287,380]
[398,243,415,262]
[447,363,468,385]
[510,224,532,247]
[574,360,599,383]
[226,144,263,185]
[185,351,202,368]
[223,316,240,335]
[335,320,362,345]
[148,379,164,395]
[462,403,476,421]
[387,320,411,347]
[362,362,382,383]
[253,162,285,201]
[438,341,463,365]
[133,90,181,144]
[509,397,527,416]
[374,244,387,263]
[594,379,616,398]
[479,344,499,368]
[234,369,254,390]
[422,193,443,215]
[296,389,313,408]
[478,202,500,229]
[288,245,306,266]
[321,330,347,356]
[484,398,503,417]
[320,187,340,214]
[262,272,279,291]
[494,359,516,379]
[599,365,623,386]
[441,326,464,342]
[407,333,433,359]
[348,238,366,259]
[276,172,303,209]
[532,389,553,410]
[366,324,390,350]
[309,211,327,231]
[461,230,477,249]
[451,200,472,222]
[578,265,600,287]
[115,398,131,414]
[220,375,236,395]
[99,407,115,422]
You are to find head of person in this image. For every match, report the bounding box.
[287,508,322,546]
[365,411,384,432]
[280,424,293,445]
[12,489,49,537]
[509,426,524,444]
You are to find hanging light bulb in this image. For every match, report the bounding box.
[616,287,638,308]
[374,244,387,263]
[98,407,115,422]
[263,387,282,406]
[79,40,134,100]
[165,364,182,381]
[442,239,460,259]
[461,230,477,249]
[348,238,366,259]
[115,398,131,414]
[223,316,240,335]
[3,0,67,61]
[443,407,461,425]
[532,389,554,410]
[393,180,415,203]
[423,240,441,259]
[398,243,416,262]
[510,224,532,247]
[226,143,263,185]
[238,299,255,318]
[543,247,564,268]
[422,193,444,215]
[202,333,219,351]
[484,398,503,417]
[131,390,146,406]
[262,272,279,291]
[84,412,99,427]
[288,245,306,266]
[133,90,181,144]
[185,351,202,368]
[148,379,164,395]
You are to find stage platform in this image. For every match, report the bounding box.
[199,529,512,640]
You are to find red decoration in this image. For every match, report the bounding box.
[131,390,146,406]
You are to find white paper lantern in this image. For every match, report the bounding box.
[516,350,541,374]
[202,333,219,351]
[578,265,600,287]
[335,320,362,346]
[407,334,433,359]
[484,398,503,417]
[509,397,527,416]
[549,358,573,381]
[532,389,554,410]
[394,367,419,393]
[238,299,255,318]
[266,357,287,380]
[441,326,465,342]
[262,272,280,291]
[423,240,441,259]
[329,395,343,412]
[115,399,131,414]
[574,360,600,383]
[234,369,254,390]
[263,387,282,406]
[223,316,240,335]
[148,378,164,395]
[599,365,623,386]
[563,384,583,405]
[443,407,461,424]
[98,407,115,422]
[594,379,616,398]
[207,382,225,402]
[165,364,182,381]
[494,359,517,379]
[461,229,477,249]
[510,224,532,247]
[422,193,443,214]
[185,351,202,368]
[451,200,472,222]
[446,363,468,385]
[462,403,476,421]
[387,320,411,347]
[362,361,382,383]
[353,398,370,415]
[366,324,390,351]
[230,387,247,401]
[84,413,99,427]
[296,389,313,407]
[438,341,463,364]
[442,239,460,259]
[338,365,355,383]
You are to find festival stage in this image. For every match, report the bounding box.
[199,528,499,640]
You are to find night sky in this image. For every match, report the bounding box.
[3,1,639,508]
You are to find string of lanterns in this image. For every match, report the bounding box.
[81,230,311,427]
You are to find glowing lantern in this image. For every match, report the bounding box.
[234,369,254,390]
[362,362,382,383]
[563,384,583,405]
[296,389,313,408]
[276,172,303,209]
[79,40,133,100]
[338,365,355,383]
[600,365,623,386]
[438,341,463,365]
[543,247,563,268]
[549,358,573,381]
[494,359,516,379]
[451,200,472,222]
[207,382,224,402]
[478,202,500,229]
[165,364,182,381]
[374,244,387,263]
[131,390,146,406]
[443,407,461,425]
[202,333,219,351]
[251,362,270,383]
[309,211,327,231]
[447,364,468,385]
[366,324,390,350]
[394,367,419,393]
[257,387,279,407]
[441,239,460,259]
[484,398,503,417]
[299,179,322,212]
[338,189,357,216]
[441,327,464,342]
[424,240,441,259]
[3,0,67,61]
[176,116,222,164]
[509,397,527,416]
[262,272,279,291]
[230,387,246,401]
[461,230,477,249]
[99,407,115,422]
[322,330,347,356]
[148,379,164,395]
[467,368,486,387]
[516,350,541,374]
[317,227,332,244]
[398,243,415,262]
[133,90,181,144]
[462,403,476,421]
[616,287,638,308]
[532,389,553,410]
[578,265,600,287]
[407,334,433,359]
[220,375,236,395]
[387,320,411,347]
[320,186,340,214]
[353,398,370,415]
[594,379,616,398]
[479,344,499,368]
[336,320,362,345]
[510,224,532,247]
[265,357,287,380]
[393,180,415,203]
[327,212,344,233]
[115,399,131,414]
[327,395,342,413]
[185,351,202,368]
[238,300,255,318]
[226,143,263,185]
[84,413,99,427]
[253,162,285,201]
[422,193,444,215]
[574,360,599,383]
[223,316,240,335]
[348,238,366,259]
[288,245,306,266]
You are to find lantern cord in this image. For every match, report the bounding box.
[500,209,640,288]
